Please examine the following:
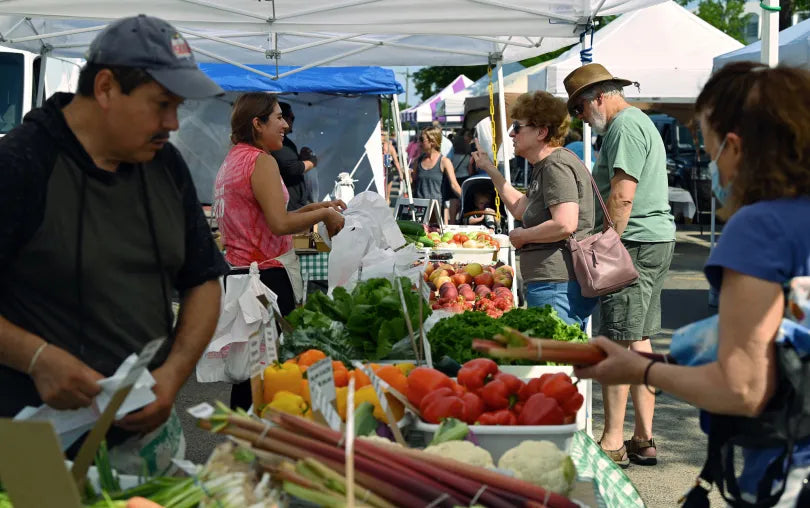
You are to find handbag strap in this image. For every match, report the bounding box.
[561,148,615,230]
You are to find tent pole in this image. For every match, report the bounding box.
[495,59,514,233]
[392,94,413,203]
[189,46,280,80]
[36,53,48,107]
[760,0,780,66]
[7,24,106,44]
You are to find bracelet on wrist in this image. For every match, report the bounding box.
[27,342,48,375]
[643,359,662,396]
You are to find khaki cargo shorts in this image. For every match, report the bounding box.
[597,240,675,341]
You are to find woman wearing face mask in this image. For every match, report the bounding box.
[213,93,345,410]
[575,62,810,506]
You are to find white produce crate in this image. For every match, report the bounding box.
[411,419,577,462]
[431,246,498,264]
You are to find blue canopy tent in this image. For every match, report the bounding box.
[170,65,404,204]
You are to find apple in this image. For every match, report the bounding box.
[451,273,472,286]
[424,263,436,277]
[486,265,496,274]
[433,275,452,289]
[437,263,456,276]
[492,281,505,290]
[493,273,513,289]
[429,269,449,282]
[474,285,491,297]
[463,263,484,277]
[457,283,475,301]
[495,265,514,277]
[439,282,459,300]
[494,287,513,299]
[473,272,495,288]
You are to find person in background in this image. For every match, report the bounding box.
[575,62,810,506]
[0,15,228,473]
[465,190,497,229]
[213,93,346,410]
[271,102,318,212]
[382,131,404,205]
[411,126,461,218]
[406,134,421,166]
[566,63,675,467]
[472,91,596,328]
[445,129,474,223]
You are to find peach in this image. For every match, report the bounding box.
[433,275,452,289]
[473,272,495,288]
[463,263,483,277]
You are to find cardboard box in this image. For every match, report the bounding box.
[293,234,312,250]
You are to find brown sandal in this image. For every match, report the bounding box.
[625,437,657,466]
[598,440,630,468]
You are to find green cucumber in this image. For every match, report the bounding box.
[396,220,425,237]
[417,236,434,247]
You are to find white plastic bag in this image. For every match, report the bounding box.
[196,262,281,383]
[327,191,410,292]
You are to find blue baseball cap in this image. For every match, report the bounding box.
[87,14,223,99]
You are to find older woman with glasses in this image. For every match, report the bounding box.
[472,91,597,328]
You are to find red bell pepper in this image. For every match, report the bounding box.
[476,409,517,426]
[420,387,465,424]
[480,378,519,410]
[518,393,565,426]
[494,372,525,394]
[457,358,499,391]
[518,373,553,401]
[407,367,454,408]
[460,392,485,424]
[540,372,577,405]
[561,391,584,416]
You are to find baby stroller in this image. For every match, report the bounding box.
[459,175,509,234]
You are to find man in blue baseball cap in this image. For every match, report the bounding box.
[0,15,228,472]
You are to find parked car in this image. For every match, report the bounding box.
[649,114,712,222]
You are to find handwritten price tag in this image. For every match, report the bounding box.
[308,358,341,430]
[248,330,264,378]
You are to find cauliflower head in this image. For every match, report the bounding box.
[423,440,494,469]
[497,440,576,495]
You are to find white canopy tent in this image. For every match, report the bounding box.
[434,63,525,123]
[527,1,744,103]
[401,74,473,124]
[0,0,667,226]
[714,16,810,70]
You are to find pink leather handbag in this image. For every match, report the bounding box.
[566,158,639,298]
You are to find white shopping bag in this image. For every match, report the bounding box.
[327,191,419,292]
[196,262,281,383]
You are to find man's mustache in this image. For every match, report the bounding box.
[150,133,170,142]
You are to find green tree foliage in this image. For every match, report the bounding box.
[677,0,747,43]
[412,66,489,101]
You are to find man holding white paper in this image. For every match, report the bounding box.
[0,15,228,469]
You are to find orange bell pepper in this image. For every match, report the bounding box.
[349,368,371,388]
[375,365,408,395]
[406,367,454,408]
[296,349,326,371]
[332,361,349,387]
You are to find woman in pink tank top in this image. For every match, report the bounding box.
[213,93,346,410]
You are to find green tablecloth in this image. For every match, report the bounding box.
[571,431,645,507]
[298,251,329,281]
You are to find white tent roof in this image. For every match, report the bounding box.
[527,1,743,103]
[434,62,526,121]
[401,74,473,123]
[0,0,665,68]
[714,17,810,70]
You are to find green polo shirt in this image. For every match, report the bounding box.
[593,106,675,242]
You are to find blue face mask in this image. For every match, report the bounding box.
[709,137,731,205]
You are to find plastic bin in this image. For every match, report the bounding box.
[431,246,498,264]
[410,419,577,462]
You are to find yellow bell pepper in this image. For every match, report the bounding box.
[335,386,348,421]
[355,385,404,424]
[263,362,303,404]
[396,362,416,376]
[263,391,312,419]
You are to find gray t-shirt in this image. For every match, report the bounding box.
[520,149,595,283]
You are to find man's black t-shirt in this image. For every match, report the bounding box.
[0,93,228,417]
[271,136,309,211]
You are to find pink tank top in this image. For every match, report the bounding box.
[213,143,291,269]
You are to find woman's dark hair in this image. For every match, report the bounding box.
[230,93,280,146]
[76,64,155,96]
[696,61,810,213]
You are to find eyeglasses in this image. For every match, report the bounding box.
[571,102,585,117]
[512,120,533,134]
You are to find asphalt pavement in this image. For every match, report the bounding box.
[176,225,725,507]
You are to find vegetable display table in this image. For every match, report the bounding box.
[570,431,645,508]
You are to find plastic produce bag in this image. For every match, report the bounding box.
[196,262,281,383]
[328,191,414,292]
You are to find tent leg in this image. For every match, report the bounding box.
[391,94,413,203]
[761,0,779,66]
[495,60,514,234]
[36,54,48,107]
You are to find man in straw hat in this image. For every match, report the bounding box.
[565,63,675,467]
[0,15,228,472]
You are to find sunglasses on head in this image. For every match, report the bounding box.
[512,120,533,134]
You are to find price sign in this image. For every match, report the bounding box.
[393,198,443,226]
[308,358,341,430]
[263,320,279,365]
[248,330,264,378]
[186,402,215,419]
